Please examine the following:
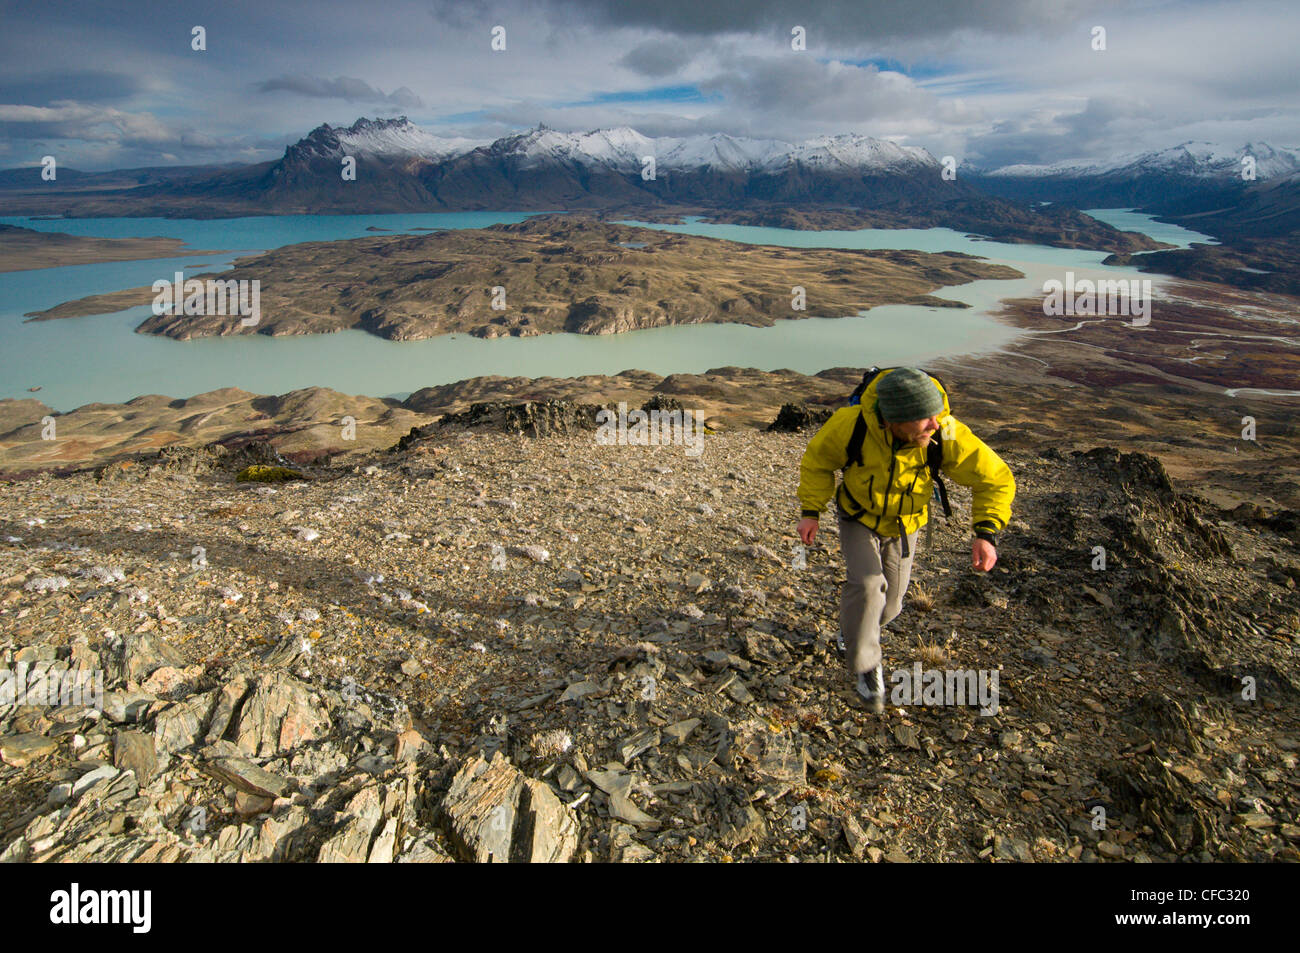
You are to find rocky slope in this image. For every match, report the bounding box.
[1,409,1296,862]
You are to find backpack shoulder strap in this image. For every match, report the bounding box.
[845,408,868,469]
[927,434,952,517]
[925,433,943,478]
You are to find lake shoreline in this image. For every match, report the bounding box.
[0,224,222,273]
[3,264,1297,513]
[5,207,1271,439]
[20,215,1019,340]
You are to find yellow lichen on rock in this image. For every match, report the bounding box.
[235,464,306,482]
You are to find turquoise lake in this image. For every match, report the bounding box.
[0,208,1216,412]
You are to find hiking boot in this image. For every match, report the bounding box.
[856,665,885,714]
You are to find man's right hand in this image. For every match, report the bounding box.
[797,517,819,545]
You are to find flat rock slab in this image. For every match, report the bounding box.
[663,718,701,744]
[112,730,157,784]
[202,755,294,798]
[102,691,156,724]
[559,680,604,703]
[617,728,660,763]
[0,733,58,767]
[584,767,633,798]
[609,790,659,830]
[893,725,922,750]
[72,764,120,798]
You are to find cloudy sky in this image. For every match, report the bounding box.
[1,0,1297,171]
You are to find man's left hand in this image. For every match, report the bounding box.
[972,538,997,572]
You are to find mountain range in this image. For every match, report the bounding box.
[274,117,941,175]
[0,117,964,217]
[2,119,1297,268]
[5,118,1297,216]
[971,140,1300,211]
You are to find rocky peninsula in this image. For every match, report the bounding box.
[23,216,1019,340]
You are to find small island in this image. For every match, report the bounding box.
[25,214,1022,341]
[0,224,218,273]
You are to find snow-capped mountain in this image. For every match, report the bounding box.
[500,125,810,172]
[986,141,1300,181]
[0,116,1014,216]
[287,117,488,163]
[237,117,956,213]
[333,117,486,162]
[786,134,937,172]
[293,118,937,174]
[970,140,1300,211]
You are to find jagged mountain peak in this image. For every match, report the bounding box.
[288,116,487,163]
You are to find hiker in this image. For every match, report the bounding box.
[795,367,1015,712]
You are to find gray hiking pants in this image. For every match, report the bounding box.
[837,501,919,675]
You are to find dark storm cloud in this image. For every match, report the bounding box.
[0,70,145,106]
[619,37,708,77]
[1056,97,1152,139]
[0,0,1293,171]
[525,0,1115,40]
[256,75,425,108]
[963,120,1074,169]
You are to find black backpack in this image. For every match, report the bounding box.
[843,366,951,520]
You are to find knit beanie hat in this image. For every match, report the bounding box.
[875,368,944,423]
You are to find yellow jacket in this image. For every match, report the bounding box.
[797,370,1015,544]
